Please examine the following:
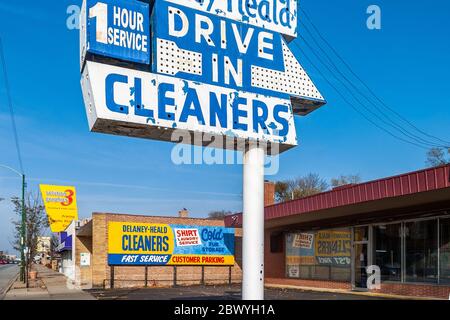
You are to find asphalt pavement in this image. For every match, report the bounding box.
[0,264,19,299]
[88,284,388,300]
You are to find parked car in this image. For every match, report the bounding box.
[0,259,7,265]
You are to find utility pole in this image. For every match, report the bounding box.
[0,165,27,284]
[0,38,27,285]
[20,174,27,285]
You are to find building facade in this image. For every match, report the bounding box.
[226,165,450,299]
[67,211,242,289]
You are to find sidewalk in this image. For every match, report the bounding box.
[265,279,444,300]
[4,264,96,300]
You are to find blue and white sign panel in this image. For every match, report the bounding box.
[80,0,326,153]
[164,0,298,38]
[151,0,324,104]
[82,60,297,147]
[82,0,150,64]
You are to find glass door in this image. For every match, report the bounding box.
[353,242,368,289]
[352,226,370,290]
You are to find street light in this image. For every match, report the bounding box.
[0,164,26,284]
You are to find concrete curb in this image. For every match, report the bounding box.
[0,271,19,300]
[264,283,444,301]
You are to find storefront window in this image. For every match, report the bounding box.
[373,224,402,282]
[439,218,450,284]
[285,228,351,282]
[405,220,438,283]
[285,216,449,286]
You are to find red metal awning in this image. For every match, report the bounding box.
[225,164,450,228]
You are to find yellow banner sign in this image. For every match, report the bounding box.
[40,184,78,232]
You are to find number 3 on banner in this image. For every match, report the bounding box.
[61,189,74,206]
[89,2,108,44]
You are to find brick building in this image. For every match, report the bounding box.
[66,210,242,289]
[60,181,274,289]
[226,164,450,299]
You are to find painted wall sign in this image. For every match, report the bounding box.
[82,0,150,64]
[39,185,78,233]
[163,0,298,38]
[107,222,235,266]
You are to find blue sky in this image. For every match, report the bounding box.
[0,0,449,254]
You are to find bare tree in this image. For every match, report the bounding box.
[426,148,449,167]
[207,210,233,220]
[331,174,362,188]
[275,173,328,202]
[274,181,290,203]
[11,192,48,274]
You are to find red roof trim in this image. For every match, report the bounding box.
[224,165,450,227]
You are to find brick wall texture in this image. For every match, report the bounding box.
[264,181,275,206]
[75,235,92,286]
[266,277,450,299]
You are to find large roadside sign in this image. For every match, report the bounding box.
[80,0,325,153]
[39,185,79,232]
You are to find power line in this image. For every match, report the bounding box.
[298,6,450,147]
[297,20,448,149]
[296,33,447,149]
[289,41,428,150]
[285,4,443,149]
[0,37,24,174]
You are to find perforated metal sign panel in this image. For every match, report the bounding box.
[156,39,203,76]
[151,0,325,114]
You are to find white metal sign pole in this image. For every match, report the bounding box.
[242,143,265,300]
